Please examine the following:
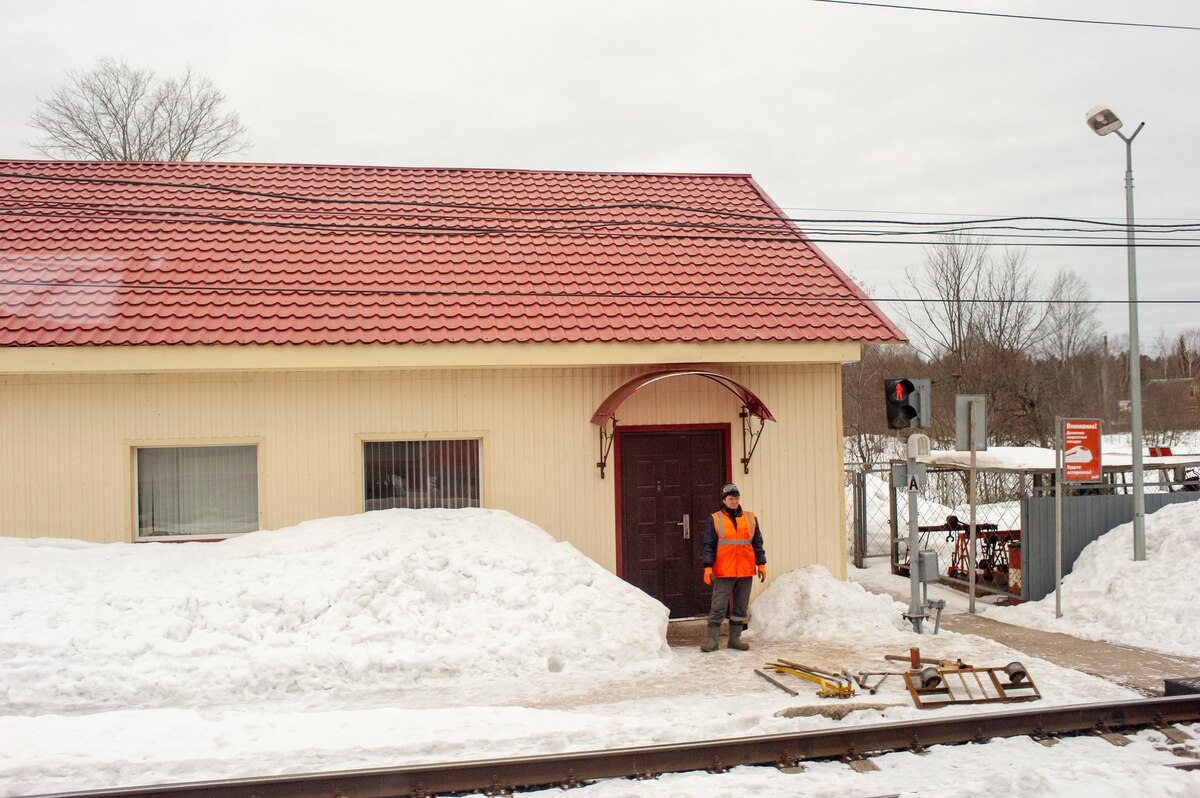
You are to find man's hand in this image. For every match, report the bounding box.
[757,565,767,582]
[703,567,713,585]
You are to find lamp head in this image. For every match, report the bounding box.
[1086,105,1123,136]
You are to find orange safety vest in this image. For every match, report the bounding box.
[711,510,758,578]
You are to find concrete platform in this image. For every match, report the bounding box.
[667,614,1200,696]
[940,613,1200,696]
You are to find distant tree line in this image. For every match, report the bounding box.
[844,234,1200,469]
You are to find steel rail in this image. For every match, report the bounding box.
[28,695,1200,798]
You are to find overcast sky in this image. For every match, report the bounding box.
[3,0,1197,348]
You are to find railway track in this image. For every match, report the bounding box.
[31,695,1200,798]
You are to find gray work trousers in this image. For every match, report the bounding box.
[707,576,753,625]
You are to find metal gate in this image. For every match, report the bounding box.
[846,463,895,567]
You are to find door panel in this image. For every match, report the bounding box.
[619,430,725,618]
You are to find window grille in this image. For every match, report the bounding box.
[135,445,259,539]
[363,439,481,510]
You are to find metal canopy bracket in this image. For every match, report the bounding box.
[740,406,767,475]
[590,369,776,479]
[596,417,617,479]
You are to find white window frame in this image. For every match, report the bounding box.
[129,438,263,542]
[356,432,487,512]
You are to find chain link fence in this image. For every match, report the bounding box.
[847,462,1026,595]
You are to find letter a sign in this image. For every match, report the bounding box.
[1061,418,1102,483]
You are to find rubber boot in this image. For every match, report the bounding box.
[727,622,749,651]
[700,623,720,653]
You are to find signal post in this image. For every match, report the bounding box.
[884,378,935,633]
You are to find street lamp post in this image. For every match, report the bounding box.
[1086,105,1146,561]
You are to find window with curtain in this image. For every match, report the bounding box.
[135,445,259,539]
[363,439,481,511]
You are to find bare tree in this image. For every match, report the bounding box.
[976,248,1052,354]
[27,58,249,161]
[896,234,1079,445]
[1041,270,1101,362]
[1170,329,1200,379]
[899,232,989,377]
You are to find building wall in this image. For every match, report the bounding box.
[0,363,847,580]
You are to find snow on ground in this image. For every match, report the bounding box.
[749,564,911,644]
[0,509,670,714]
[518,730,1200,798]
[985,501,1200,658]
[1,509,1197,797]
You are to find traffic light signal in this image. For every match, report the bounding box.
[885,378,930,430]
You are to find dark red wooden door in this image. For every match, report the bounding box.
[619,430,725,618]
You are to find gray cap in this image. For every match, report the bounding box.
[721,482,740,498]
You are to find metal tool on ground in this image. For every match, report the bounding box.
[845,670,901,695]
[884,651,970,670]
[754,668,799,697]
[765,659,856,699]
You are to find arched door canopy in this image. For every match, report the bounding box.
[590,369,775,479]
[590,369,776,427]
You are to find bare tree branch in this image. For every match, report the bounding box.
[26,58,249,161]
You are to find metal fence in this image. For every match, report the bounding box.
[848,458,1200,599]
[847,462,1023,596]
[1021,491,1200,601]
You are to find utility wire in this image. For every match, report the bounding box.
[7,208,1199,244]
[3,278,1196,307]
[4,193,1200,246]
[5,196,1199,236]
[779,205,1200,225]
[3,170,1196,231]
[810,0,1200,32]
[4,206,1199,248]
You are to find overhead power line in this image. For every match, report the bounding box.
[3,170,1197,231]
[2,277,1197,307]
[810,0,1200,31]
[3,198,1200,248]
[7,195,1200,237]
[4,205,1199,248]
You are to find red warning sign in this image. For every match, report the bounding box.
[1061,418,1102,482]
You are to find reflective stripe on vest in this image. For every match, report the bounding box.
[711,510,757,578]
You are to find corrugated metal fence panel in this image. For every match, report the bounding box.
[1021,492,1200,601]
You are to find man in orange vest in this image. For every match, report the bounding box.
[700,482,767,652]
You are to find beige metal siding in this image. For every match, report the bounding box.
[0,364,846,580]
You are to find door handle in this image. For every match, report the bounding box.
[677,513,690,539]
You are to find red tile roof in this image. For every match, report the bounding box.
[0,161,903,347]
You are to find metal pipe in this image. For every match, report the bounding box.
[907,451,923,633]
[968,401,978,614]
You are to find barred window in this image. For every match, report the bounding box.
[363,439,481,511]
[135,445,259,540]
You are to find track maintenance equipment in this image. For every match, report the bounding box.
[764,659,855,699]
[754,668,799,697]
[887,647,1039,709]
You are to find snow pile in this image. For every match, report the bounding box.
[993,500,1200,658]
[748,565,913,642]
[0,509,670,713]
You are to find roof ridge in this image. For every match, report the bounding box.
[0,159,753,181]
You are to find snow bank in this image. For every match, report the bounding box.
[748,565,913,642]
[993,500,1200,658]
[0,509,670,713]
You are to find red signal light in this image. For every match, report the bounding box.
[884,378,926,430]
